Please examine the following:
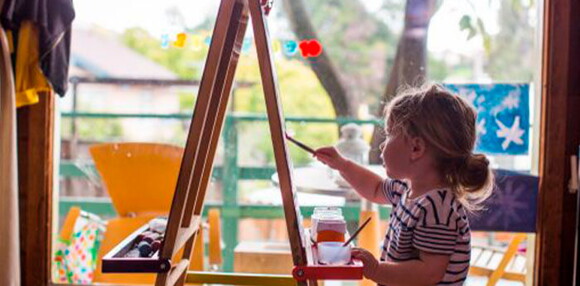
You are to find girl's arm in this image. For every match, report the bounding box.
[352,249,451,286]
[315,147,387,204]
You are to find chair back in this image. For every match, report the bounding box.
[89,142,183,217]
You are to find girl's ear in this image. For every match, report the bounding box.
[409,136,426,161]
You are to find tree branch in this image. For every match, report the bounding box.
[369,0,439,163]
[281,0,357,118]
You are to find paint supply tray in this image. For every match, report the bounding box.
[292,229,363,281]
[102,218,171,273]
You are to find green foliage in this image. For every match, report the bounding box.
[233,54,338,165]
[294,0,398,107]
[120,26,338,165]
[427,57,450,81]
[459,14,492,54]
[459,15,477,40]
[457,0,535,81]
[61,118,124,141]
[115,0,536,165]
[485,0,535,81]
[178,91,196,112]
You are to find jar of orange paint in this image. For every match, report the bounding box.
[311,207,346,243]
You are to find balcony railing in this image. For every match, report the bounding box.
[59,111,389,271]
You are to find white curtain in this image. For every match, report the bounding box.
[0,25,21,285]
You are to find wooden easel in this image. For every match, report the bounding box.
[103,1,362,285]
[157,0,310,284]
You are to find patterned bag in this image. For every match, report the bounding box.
[52,209,106,284]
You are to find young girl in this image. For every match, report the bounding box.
[315,84,493,286]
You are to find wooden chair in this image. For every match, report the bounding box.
[468,169,539,285]
[88,142,222,284]
[89,143,183,217]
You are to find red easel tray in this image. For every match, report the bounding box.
[292,229,363,281]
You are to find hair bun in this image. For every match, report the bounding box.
[458,153,491,193]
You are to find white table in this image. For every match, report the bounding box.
[271,165,385,209]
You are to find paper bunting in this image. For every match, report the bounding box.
[160,32,321,58]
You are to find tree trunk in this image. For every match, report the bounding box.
[281,0,357,118]
[369,0,438,163]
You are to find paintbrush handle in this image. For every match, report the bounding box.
[343,217,372,246]
[285,133,316,154]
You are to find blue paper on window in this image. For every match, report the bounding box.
[444,84,530,155]
[468,169,538,232]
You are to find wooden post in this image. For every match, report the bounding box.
[17,91,55,286]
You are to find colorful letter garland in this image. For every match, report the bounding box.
[161,32,322,58]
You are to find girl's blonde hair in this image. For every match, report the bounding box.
[384,83,493,211]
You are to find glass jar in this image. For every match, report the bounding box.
[311,207,345,242]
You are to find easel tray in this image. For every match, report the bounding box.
[292,229,364,281]
[102,218,170,273]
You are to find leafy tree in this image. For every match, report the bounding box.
[280,0,398,118]
[119,0,536,165]
[282,0,441,162]
[233,53,338,164]
[121,26,338,165]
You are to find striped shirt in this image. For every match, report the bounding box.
[380,179,471,286]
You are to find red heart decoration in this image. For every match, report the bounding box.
[299,40,322,58]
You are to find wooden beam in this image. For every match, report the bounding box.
[17,91,55,286]
[537,0,580,285]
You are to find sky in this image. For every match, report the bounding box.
[73,0,220,36]
[73,0,505,58]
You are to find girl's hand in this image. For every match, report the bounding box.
[314,147,348,170]
[351,248,379,280]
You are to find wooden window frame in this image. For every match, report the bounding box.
[536,0,580,285]
[15,0,579,285]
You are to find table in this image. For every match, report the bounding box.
[271,164,385,207]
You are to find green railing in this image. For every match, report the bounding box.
[59,111,388,271]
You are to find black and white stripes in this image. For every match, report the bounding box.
[380,179,471,286]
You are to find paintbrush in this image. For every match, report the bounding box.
[285,132,316,154]
[342,217,372,246]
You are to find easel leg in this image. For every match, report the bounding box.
[156,0,250,285]
[160,0,243,264]
[248,0,309,272]
[180,0,249,229]
[190,0,250,219]
[175,230,199,286]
